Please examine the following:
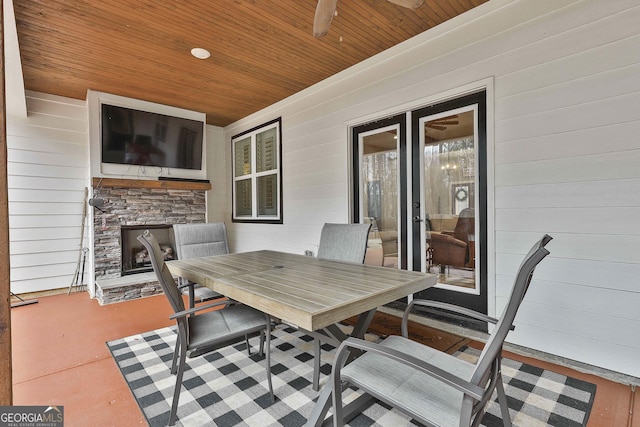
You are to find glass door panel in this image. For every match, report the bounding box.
[351,113,407,270]
[423,110,477,289]
[411,91,487,316]
[361,129,399,268]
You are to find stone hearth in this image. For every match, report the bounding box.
[91,178,210,304]
[95,272,162,305]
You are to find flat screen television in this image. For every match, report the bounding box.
[101,103,204,170]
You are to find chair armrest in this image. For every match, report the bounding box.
[169,299,235,320]
[333,337,484,401]
[402,300,511,337]
[429,232,467,248]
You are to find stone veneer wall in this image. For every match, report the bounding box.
[93,185,206,280]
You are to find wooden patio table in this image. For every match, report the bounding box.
[166,250,437,426]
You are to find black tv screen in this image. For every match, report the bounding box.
[101,104,204,170]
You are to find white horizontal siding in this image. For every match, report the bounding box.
[8,147,86,167]
[513,298,638,351]
[9,189,86,204]
[497,276,640,323]
[12,277,77,295]
[496,91,640,144]
[497,207,640,236]
[10,226,82,242]
[220,0,640,377]
[507,322,639,377]
[489,1,640,377]
[9,176,87,192]
[496,63,640,121]
[11,239,82,254]
[11,251,79,272]
[497,253,639,301]
[7,92,89,294]
[204,126,227,223]
[497,230,640,265]
[496,179,640,209]
[496,150,640,186]
[8,162,87,180]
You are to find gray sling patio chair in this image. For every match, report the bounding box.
[137,230,274,426]
[312,222,371,390]
[316,222,372,263]
[332,234,552,427]
[173,222,230,309]
[174,222,258,357]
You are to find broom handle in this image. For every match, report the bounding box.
[68,187,88,294]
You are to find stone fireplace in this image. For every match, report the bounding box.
[91,178,210,304]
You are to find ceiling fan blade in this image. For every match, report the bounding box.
[387,0,425,9]
[313,0,338,38]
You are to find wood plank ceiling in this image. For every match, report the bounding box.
[13,0,487,126]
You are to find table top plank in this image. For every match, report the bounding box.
[166,250,437,331]
[167,251,293,284]
[249,267,378,299]
[281,264,417,292]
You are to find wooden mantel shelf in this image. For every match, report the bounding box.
[92,177,211,191]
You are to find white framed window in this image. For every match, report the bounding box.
[231,118,282,223]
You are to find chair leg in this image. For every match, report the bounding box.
[188,283,195,309]
[495,373,512,427]
[265,315,274,401]
[258,330,265,357]
[169,335,188,426]
[170,339,180,375]
[245,333,252,355]
[332,372,344,427]
[245,331,266,356]
[313,338,321,391]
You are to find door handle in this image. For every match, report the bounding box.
[413,216,423,222]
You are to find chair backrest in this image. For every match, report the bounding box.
[364,217,379,233]
[453,207,475,243]
[137,230,185,314]
[471,234,552,385]
[316,223,372,263]
[173,222,229,260]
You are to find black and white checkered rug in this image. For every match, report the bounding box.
[107,325,596,427]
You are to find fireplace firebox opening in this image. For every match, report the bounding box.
[121,225,175,275]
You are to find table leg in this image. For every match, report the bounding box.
[350,309,376,339]
[304,309,377,427]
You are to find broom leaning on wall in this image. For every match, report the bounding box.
[68,187,89,294]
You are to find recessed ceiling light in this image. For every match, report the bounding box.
[190,48,210,59]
